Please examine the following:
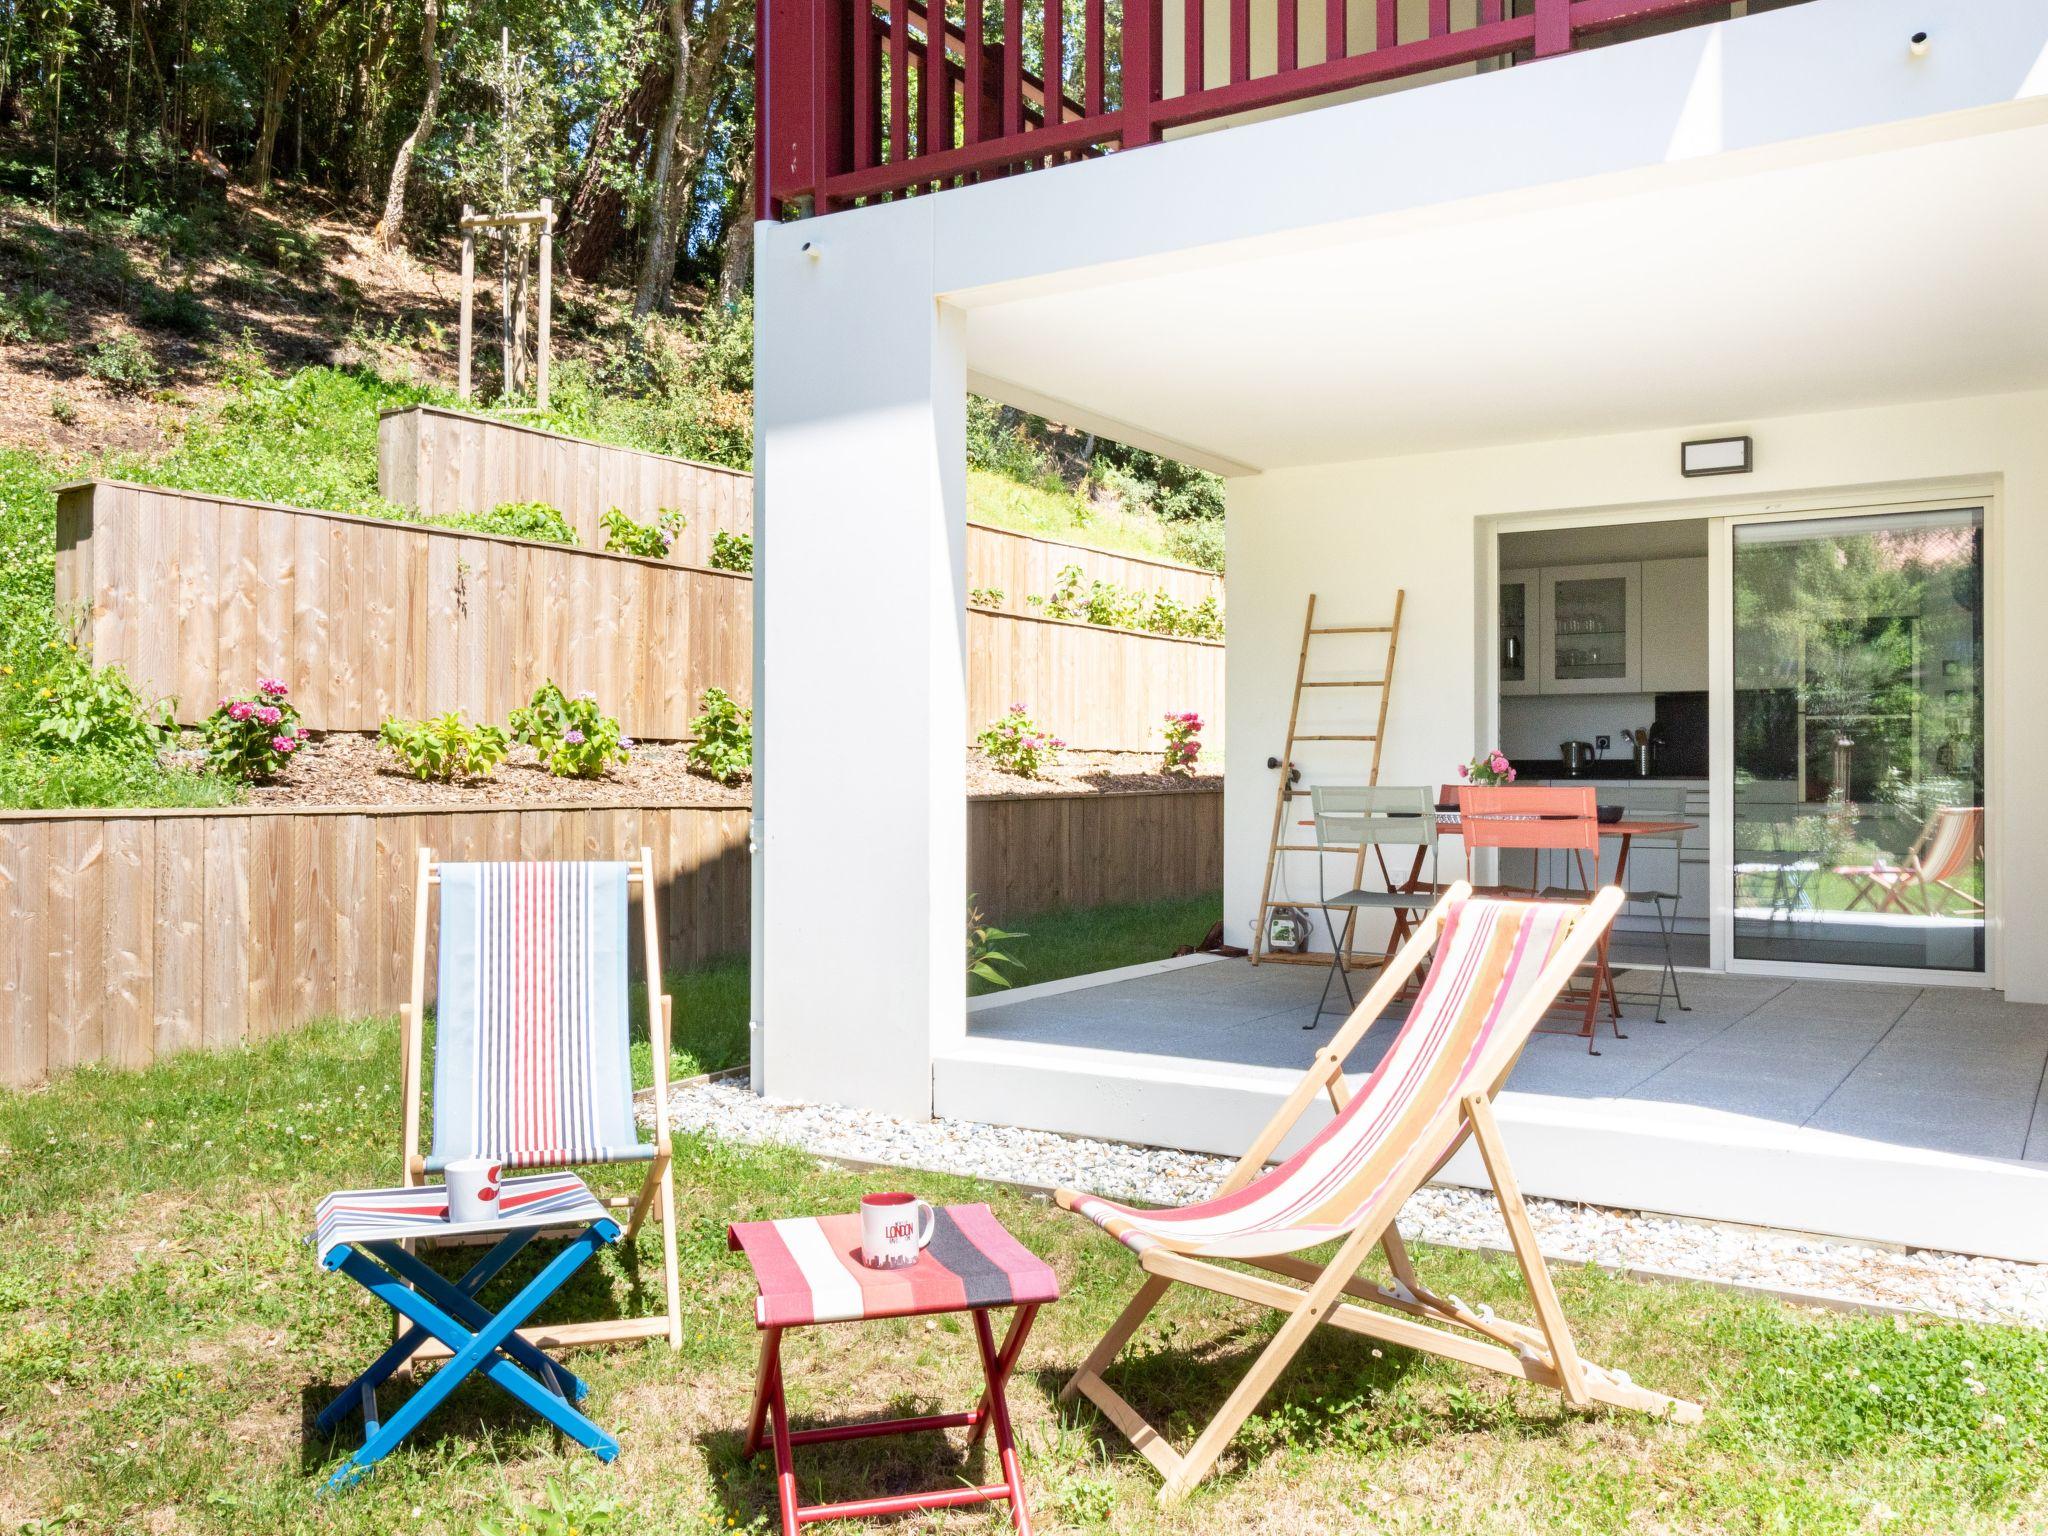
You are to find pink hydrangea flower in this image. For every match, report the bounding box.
[271,736,296,753]
[258,678,288,697]
[255,705,282,726]
[564,729,586,745]
[228,701,254,722]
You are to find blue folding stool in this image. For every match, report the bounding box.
[312,1173,622,1489]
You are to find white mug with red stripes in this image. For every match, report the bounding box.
[859,1192,936,1269]
[446,1157,503,1224]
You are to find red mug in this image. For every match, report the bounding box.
[859,1192,936,1269]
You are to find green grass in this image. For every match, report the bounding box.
[4,978,2046,1533]
[966,467,1194,567]
[970,893,1222,997]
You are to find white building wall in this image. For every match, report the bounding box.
[1224,389,2048,999]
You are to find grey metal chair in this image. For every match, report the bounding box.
[1307,786,1442,1027]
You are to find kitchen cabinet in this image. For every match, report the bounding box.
[1538,562,1643,694]
[1500,559,1701,696]
[1499,575,1535,696]
[1642,557,1709,693]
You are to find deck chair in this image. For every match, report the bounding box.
[1055,883,1699,1503]
[399,848,682,1353]
[1837,805,1984,917]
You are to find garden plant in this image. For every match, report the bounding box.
[378,711,511,781]
[978,703,1064,779]
[684,685,752,784]
[508,681,631,778]
[600,505,684,558]
[1162,710,1203,775]
[200,678,307,781]
[709,529,753,571]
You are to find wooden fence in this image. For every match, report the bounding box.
[965,522,1220,610]
[969,609,1223,751]
[378,406,753,569]
[55,481,750,740]
[375,407,1222,611]
[56,481,1219,751]
[0,786,1220,1088]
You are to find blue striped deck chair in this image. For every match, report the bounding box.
[400,846,682,1352]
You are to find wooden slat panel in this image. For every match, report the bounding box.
[967,610,1222,752]
[203,817,251,1052]
[45,819,106,1073]
[0,823,50,1088]
[153,818,205,1062]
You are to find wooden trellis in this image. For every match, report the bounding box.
[458,198,554,410]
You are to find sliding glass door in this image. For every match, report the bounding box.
[1727,507,1986,974]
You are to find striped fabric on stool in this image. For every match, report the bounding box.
[729,1204,1059,1327]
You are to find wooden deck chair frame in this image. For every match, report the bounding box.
[1840,805,1985,918]
[397,846,683,1355]
[1057,882,1700,1504]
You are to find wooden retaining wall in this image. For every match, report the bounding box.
[55,481,1219,752]
[377,406,753,569]
[54,481,751,740]
[0,787,1220,1088]
[968,609,1223,751]
[964,521,1220,610]
[375,407,1222,609]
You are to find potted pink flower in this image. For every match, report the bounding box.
[1458,749,1516,787]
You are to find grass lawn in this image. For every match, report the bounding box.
[4,890,2044,1535]
[5,1014,2047,1535]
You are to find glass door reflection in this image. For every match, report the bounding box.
[1730,508,1985,973]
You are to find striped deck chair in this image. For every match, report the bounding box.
[1837,805,1984,917]
[1056,882,1700,1502]
[399,847,682,1353]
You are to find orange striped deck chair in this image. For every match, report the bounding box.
[1056,882,1699,1502]
[1837,805,1984,917]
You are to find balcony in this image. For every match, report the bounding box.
[756,0,1786,218]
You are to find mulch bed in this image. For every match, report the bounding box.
[196,734,1221,810]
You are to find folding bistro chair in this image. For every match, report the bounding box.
[1836,805,1984,917]
[1306,786,1442,1025]
[1459,785,1621,1051]
[399,848,683,1352]
[1606,785,1690,1024]
[1057,884,1699,1504]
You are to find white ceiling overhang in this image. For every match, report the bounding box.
[957,110,2048,474]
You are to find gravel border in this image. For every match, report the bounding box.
[649,1078,2048,1329]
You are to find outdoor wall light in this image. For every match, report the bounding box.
[1909,31,1930,57]
[1681,435,1753,477]
[801,240,821,263]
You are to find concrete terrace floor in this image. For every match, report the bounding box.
[966,957,2048,1165]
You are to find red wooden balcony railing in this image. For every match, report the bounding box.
[758,0,1745,219]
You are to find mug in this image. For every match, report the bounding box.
[445,1156,503,1224]
[859,1192,936,1269]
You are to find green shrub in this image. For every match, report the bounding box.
[425,500,576,545]
[1162,710,1204,775]
[977,704,1064,779]
[684,686,752,785]
[967,898,1026,988]
[29,663,174,753]
[968,586,1005,610]
[967,395,1063,491]
[137,282,212,337]
[509,681,630,779]
[85,332,163,394]
[708,529,753,572]
[0,286,70,343]
[1166,520,1225,572]
[378,712,510,781]
[535,303,754,472]
[599,505,684,559]
[200,678,306,780]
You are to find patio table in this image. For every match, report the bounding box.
[728,1203,1060,1535]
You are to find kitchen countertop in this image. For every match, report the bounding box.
[1511,759,1708,783]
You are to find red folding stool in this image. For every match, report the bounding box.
[728,1203,1060,1534]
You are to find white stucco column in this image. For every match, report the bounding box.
[750,206,967,1118]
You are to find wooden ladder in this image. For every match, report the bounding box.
[1249,590,1406,966]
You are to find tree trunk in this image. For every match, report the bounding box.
[558,65,665,281]
[631,0,692,318]
[715,144,753,303]
[250,0,347,195]
[373,0,440,249]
